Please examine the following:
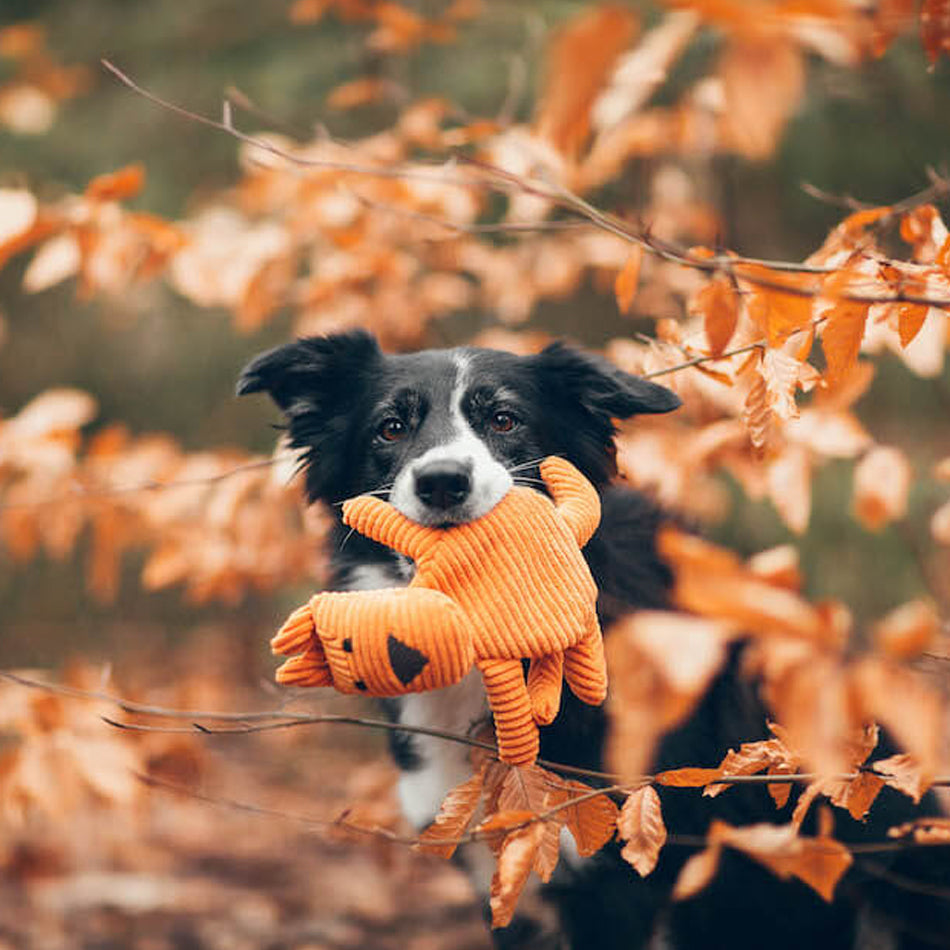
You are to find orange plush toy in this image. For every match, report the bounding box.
[271,456,607,765]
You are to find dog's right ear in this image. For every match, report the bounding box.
[237,331,381,412]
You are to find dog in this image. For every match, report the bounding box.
[238,331,950,950]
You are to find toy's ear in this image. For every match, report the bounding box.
[237,331,382,503]
[533,342,681,419]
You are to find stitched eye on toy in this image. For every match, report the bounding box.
[490,411,518,433]
[378,417,407,442]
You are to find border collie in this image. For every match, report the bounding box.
[238,331,949,950]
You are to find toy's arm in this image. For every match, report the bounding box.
[342,496,436,561]
[539,456,601,547]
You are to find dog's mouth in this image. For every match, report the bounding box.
[410,490,511,528]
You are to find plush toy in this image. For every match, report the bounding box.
[270,456,607,765]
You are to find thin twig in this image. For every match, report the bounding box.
[5,671,950,788]
[103,60,950,309]
[101,60,479,189]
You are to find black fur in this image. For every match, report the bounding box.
[239,332,950,950]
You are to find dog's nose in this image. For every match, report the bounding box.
[414,460,472,510]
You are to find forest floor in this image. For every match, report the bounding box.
[0,631,492,950]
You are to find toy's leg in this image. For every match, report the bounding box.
[271,603,333,687]
[526,652,563,725]
[272,602,317,656]
[275,645,332,687]
[478,658,539,766]
[563,620,608,706]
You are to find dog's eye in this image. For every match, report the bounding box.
[378,418,407,442]
[490,411,517,433]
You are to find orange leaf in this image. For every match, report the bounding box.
[326,77,391,111]
[655,767,723,788]
[897,302,929,347]
[719,36,805,160]
[888,817,950,843]
[705,739,786,798]
[827,771,885,822]
[672,841,722,900]
[657,529,826,643]
[853,657,944,777]
[614,246,643,314]
[821,272,871,385]
[85,164,145,203]
[740,264,816,347]
[560,781,619,857]
[718,823,853,902]
[873,753,931,804]
[921,0,950,64]
[742,368,771,450]
[416,767,485,858]
[872,599,938,660]
[852,445,912,531]
[697,278,739,357]
[535,4,639,156]
[490,823,546,928]
[618,786,667,876]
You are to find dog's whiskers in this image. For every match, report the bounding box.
[331,484,394,507]
[507,457,546,474]
[513,477,546,488]
[338,526,357,551]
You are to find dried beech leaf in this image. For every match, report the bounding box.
[672,842,722,901]
[853,657,943,777]
[821,271,871,385]
[826,771,885,822]
[657,529,826,643]
[416,766,485,858]
[560,780,619,857]
[741,265,815,346]
[872,753,932,803]
[618,785,666,876]
[743,369,771,450]
[655,767,723,788]
[719,822,853,902]
[852,446,912,531]
[872,599,939,660]
[490,822,546,928]
[897,303,929,347]
[535,3,639,156]
[705,740,786,798]
[696,278,739,357]
[921,0,950,64]
[888,817,950,842]
[720,37,804,160]
[85,164,145,202]
[614,245,643,314]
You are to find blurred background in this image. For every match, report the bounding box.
[1,1,949,947]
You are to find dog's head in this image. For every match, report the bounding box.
[238,331,680,525]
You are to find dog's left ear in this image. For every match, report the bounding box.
[237,331,382,503]
[236,330,381,412]
[533,343,681,419]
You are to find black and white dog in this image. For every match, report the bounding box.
[239,331,949,950]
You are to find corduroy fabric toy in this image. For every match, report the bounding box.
[271,456,607,765]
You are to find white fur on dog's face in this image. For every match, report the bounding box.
[388,354,513,526]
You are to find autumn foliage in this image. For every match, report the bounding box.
[2,0,950,940]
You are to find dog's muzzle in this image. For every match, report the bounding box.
[414,459,473,511]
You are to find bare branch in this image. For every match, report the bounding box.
[0,455,297,513]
